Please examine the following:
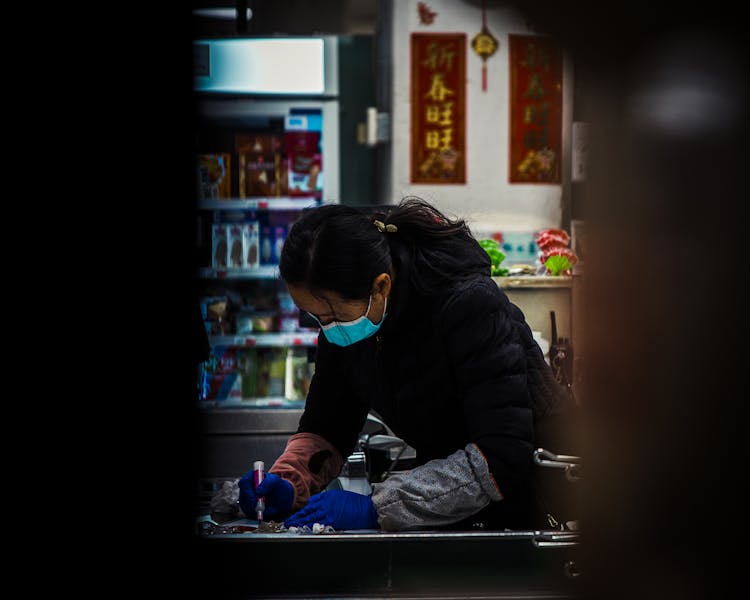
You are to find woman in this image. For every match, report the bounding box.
[238,197,572,531]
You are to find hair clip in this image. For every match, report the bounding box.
[374,220,398,233]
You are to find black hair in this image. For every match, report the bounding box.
[279,196,488,299]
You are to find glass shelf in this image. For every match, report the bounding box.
[198,197,320,211]
[198,266,280,279]
[210,331,318,347]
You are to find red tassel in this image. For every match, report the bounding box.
[482,62,487,91]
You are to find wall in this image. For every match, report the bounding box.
[389,0,574,234]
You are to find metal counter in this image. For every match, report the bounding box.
[193,519,581,599]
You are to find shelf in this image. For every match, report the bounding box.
[199,266,280,279]
[493,275,573,289]
[198,197,320,211]
[199,398,306,411]
[210,331,319,347]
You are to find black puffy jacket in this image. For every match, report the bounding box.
[297,239,571,529]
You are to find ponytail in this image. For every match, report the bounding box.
[371,197,489,296]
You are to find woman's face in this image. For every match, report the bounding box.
[286,285,367,325]
[287,275,390,326]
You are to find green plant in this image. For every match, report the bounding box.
[478,239,509,276]
[543,254,572,276]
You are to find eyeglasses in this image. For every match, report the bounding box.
[304,312,346,327]
[302,296,374,327]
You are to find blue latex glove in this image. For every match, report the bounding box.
[284,490,379,530]
[238,471,294,520]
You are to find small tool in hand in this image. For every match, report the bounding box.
[253,460,266,521]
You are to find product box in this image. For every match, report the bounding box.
[268,348,288,397]
[212,224,228,270]
[285,347,314,401]
[273,225,287,262]
[260,226,275,265]
[255,349,271,398]
[197,153,232,200]
[235,308,254,335]
[237,348,258,400]
[215,373,242,404]
[284,131,323,197]
[243,221,260,268]
[200,295,230,335]
[277,290,298,332]
[203,347,242,403]
[252,312,275,333]
[236,134,284,198]
[238,153,278,197]
[227,223,245,269]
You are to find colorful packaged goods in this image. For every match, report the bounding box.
[284,131,322,197]
[236,134,285,198]
[285,348,314,401]
[243,222,260,268]
[202,347,242,404]
[212,224,228,270]
[228,223,245,269]
[197,153,232,200]
[260,226,273,265]
[200,295,230,335]
[237,348,258,400]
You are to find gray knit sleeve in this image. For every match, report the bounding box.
[370,443,503,531]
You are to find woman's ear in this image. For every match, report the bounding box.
[372,272,392,299]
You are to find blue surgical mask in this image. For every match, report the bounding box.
[310,295,387,347]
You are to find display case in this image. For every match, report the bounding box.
[193,37,341,486]
[196,200,318,410]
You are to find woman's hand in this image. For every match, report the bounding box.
[284,490,379,530]
[238,471,294,520]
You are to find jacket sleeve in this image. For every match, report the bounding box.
[439,279,535,502]
[272,334,369,511]
[270,432,345,512]
[371,443,501,530]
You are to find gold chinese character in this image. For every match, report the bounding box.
[425,105,440,122]
[439,128,453,150]
[425,130,441,149]
[524,73,547,101]
[419,151,438,175]
[425,74,455,102]
[438,102,454,126]
[521,43,551,71]
[523,105,536,124]
[422,42,456,70]
[522,102,550,125]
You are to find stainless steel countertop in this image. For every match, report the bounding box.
[199,517,579,546]
[193,517,582,598]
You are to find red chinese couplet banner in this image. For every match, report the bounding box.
[509,35,563,183]
[411,33,466,184]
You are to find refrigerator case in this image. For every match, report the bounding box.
[193,38,340,483]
